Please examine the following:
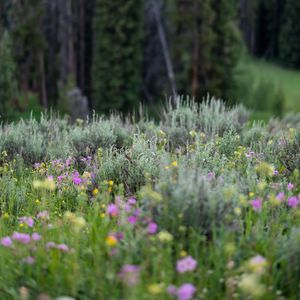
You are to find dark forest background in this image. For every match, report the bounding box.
[0,0,300,120]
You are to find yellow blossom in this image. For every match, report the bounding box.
[148,283,163,295]
[92,188,99,196]
[157,230,173,243]
[106,235,118,247]
[171,161,178,167]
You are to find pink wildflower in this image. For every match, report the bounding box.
[276,192,285,202]
[37,211,49,220]
[287,182,294,191]
[1,236,12,247]
[31,233,41,241]
[288,196,299,208]
[19,217,34,227]
[57,243,69,252]
[176,256,198,273]
[107,204,119,217]
[127,215,138,225]
[147,222,158,234]
[177,283,196,300]
[12,232,31,244]
[250,198,262,212]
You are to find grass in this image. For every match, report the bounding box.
[0,100,300,300]
[236,56,300,120]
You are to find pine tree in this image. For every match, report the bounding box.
[279,0,300,68]
[92,0,144,113]
[171,0,241,103]
[211,0,241,103]
[0,31,17,117]
[171,0,216,99]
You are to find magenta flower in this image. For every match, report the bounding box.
[250,198,262,212]
[288,196,299,208]
[19,217,34,227]
[287,182,294,191]
[127,197,137,206]
[31,233,41,241]
[72,176,82,185]
[118,264,140,287]
[147,222,158,234]
[176,256,198,273]
[1,236,12,247]
[12,232,31,244]
[107,204,119,217]
[127,215,138,225]
[177,283,196,300]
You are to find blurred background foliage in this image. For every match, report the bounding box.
[0,0,299,121]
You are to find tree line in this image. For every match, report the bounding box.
[0,0,299,118]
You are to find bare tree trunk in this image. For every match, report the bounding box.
[151,0,177,105]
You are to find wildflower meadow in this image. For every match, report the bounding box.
[0,99,300,300]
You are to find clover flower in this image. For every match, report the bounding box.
[176,256,197,273]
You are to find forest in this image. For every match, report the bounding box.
[1,0,300,120]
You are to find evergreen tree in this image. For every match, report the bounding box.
[211,0,241,103]
[92,0,144,113]
[171,0,216,99]
[279,0,300,68]
[0,31,17,117]
[171,0,241,102]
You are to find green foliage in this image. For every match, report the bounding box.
[170,0,241,103]
[279,0,300,68]
[0,31,18,118]
[92,0,144,113]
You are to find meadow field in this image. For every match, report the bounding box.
[0,99,300,300]
[236,57,300,120]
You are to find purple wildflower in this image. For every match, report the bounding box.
[176,256,198,273]
[1,236,12,247]
[127,215,138,225]
[19,217,34,227]
[118,264,140,287]
[31,233,41,241]
[46,242,56,250]
[107,204,119,217]
[177,283,196,300]
[276,192,285,202]
[127,197,137,206]
[147,222,158,234]
[288,196,299,208]
[12,232,31,244]
[287,182,294,191]
[57,244,69,252]
[250,198,262,212]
